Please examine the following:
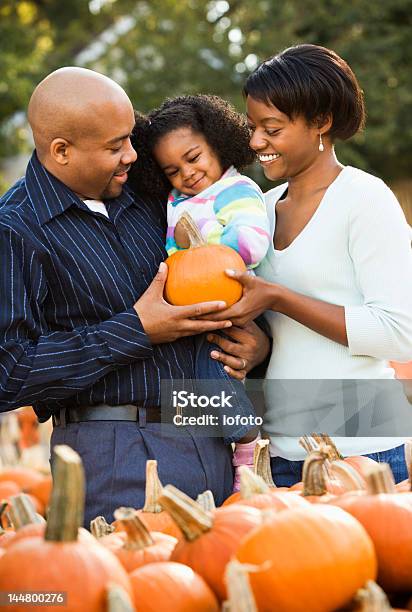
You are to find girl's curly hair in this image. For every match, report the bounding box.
[128,94,256,200]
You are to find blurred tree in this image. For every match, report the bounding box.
[0,0,411,188]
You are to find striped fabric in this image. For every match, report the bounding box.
[0,152,251,436]
[166,166,270,268]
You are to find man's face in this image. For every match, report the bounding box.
[68,99,137,200]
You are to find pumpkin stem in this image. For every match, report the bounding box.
[158,484,213,541]
[224,560,258,612]
[8,493,45,529]
[107,583,135,612]
[90,515,115,538]
[196,490,216,512]
[312,433,343,460]
[177,212,206,248]
[142,460,164,513]
[365,463,396,494]
[240,466,269,499]
[299,435,318,454]
[302,448,329,496]
[253,439,276,487]
[45,445,85,542]
[347,580,392,611]
[113,507,154,550]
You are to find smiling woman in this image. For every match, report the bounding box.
[209,44,412,486]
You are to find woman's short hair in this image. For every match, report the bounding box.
[243,44,365,140]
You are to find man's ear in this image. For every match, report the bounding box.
[50,138,71,165]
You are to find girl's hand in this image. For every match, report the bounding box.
[207,321,271,380]
[206,269,279,327]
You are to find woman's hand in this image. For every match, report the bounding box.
[206,269,279,327]
[206,321,271,380]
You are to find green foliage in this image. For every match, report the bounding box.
[1,0,411,189]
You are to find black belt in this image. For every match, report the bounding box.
[52,404,162,427]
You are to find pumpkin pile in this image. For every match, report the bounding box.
[3,437,412,611]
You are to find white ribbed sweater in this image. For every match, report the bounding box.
[255,166,412,459]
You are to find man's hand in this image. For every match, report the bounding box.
[134,262,233,344]
[206,321,271,380]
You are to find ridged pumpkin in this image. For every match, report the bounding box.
[0,467,44,490]
[130,562,219,612]
[235,505,377,612]
[159,484,261,601]
[164,212,246,307]
[226,466,310,511]
[99,506,177,573]
[332,463,412,593]
[0,445,132,612]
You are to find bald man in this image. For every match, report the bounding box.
[0,68,266,525]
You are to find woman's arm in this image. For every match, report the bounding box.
[207,272,349,345]
[207,180,412,359]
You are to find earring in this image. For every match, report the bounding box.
[318,133,324,152]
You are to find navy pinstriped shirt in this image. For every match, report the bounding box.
[0,153,202,422]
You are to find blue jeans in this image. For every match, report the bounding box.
[271,444,408,488]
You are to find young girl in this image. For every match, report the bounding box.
[129,95,271,487]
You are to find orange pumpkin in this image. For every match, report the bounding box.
[302,434,377,480]
[0,467,44,490]
[130,561,219,611]
[291,447,364,504]
[0,480,20,499]
[25,475,53,510]
[0,445,133,612]
[159,484,261,601]
[136,460,182,539]
[331,463,412,593]
[236,505,377,612]
[164,212,246,307]
[99,507,177,573]
[225,466,310,511]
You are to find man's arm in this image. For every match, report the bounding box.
[0,231,232,411]
[205,321,271,380]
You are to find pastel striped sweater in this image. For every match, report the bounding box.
[166,166,270,268]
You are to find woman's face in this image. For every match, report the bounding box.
[246,96,323,182]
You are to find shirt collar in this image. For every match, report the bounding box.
[26,151,135,226]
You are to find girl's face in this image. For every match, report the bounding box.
[153,127,223,196]
[246,96,324,182]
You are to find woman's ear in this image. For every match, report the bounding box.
[50,138,70,165]
[317,114,333,135]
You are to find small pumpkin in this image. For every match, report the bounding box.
[159,484,261,601]
[99,506,177,573]
[113,460,181,539]
[164,212,246,307]
[129,561,219,612]
[292,447,364,502]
